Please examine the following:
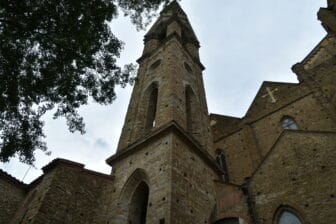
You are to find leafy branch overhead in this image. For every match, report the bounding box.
[0,0,174,164]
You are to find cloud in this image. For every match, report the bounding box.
[1,0,327,183]
[94,138,109,149]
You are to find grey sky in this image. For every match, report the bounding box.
[0,0,327,183]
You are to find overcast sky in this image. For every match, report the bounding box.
[1,0,327,183]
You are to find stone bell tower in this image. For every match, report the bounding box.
[106,1,222,223]
[116,1,213,151]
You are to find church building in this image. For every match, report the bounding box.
[1,1,336,223]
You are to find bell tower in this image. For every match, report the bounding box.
[106,2,222,223]
[116,1,212,151]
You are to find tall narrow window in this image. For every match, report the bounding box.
[281,116,298,130]
[216,151,229,183]
[185,86,201,136]
[146,84,158,131]
[185,86,193,132]
[128,182,150,224]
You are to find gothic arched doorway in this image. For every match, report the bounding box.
[128,182,150,224]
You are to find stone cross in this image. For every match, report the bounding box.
[262,87,279,103]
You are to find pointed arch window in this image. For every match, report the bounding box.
[278,211,302,224]
[185,86,193,132]
[216,150,229,183]
[274,207,303,224]
[281,116,298,130]
[145,83,158,131]
[128,182,150,224]
[185,85,201,136]
[120,169,150,224]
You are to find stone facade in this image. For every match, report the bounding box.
[1,1,335,224]
[0,170,26,224]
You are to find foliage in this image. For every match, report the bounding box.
[0,0,172,164]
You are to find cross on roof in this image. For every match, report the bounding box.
[262,87,279,103]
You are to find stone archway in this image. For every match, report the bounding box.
[128,182,149,224]
[117,169,150,224]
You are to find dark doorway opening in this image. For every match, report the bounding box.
[214,218,239,224]
[128,182,150,224]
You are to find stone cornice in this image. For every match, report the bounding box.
[42,158,114,181]
[106,121,223,176]
[26,158,114,191]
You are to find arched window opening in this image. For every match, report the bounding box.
[278,211,302,224]
[128,182,150,224]
[216,150,229,183]
[185,86,193,132]
[274,207,303,224]
[281,117,298,130]
[145,84,158,131]
[185,86,201,137]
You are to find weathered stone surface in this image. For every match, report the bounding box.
[249,131,336,224]
[0,170,26,224]
[1,1,336,223]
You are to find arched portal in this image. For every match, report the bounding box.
[128,182,149,224]
[117,169,150,224]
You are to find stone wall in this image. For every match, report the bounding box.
[106,134,172,224]
[214,129,256,185]
[213,83,336,185]
[170,133,219,224]
[251,93,336,156]
[10,170,55,224]
[0,171,26,224]
[214,183,251,223]
[308,55,336,107]
[8,160,113,224]
[249,131,336,223]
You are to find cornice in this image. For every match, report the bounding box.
[106,121,223,176]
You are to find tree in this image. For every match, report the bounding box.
[0,0,173,164]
